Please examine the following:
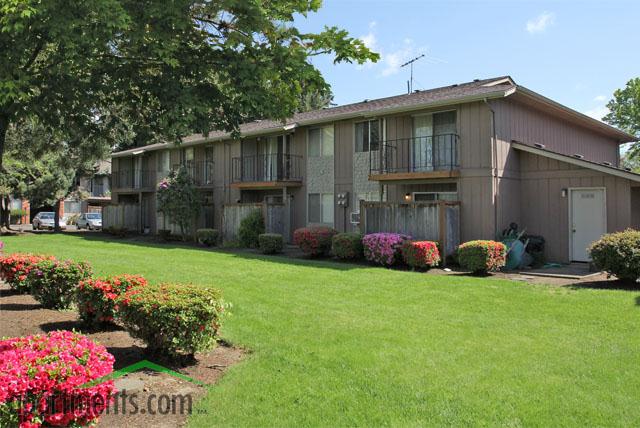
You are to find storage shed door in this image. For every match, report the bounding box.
[570,188,606,262]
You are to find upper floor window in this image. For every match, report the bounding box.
[157,151,170,173]
[308,125,334,157]
[355,120,380,152]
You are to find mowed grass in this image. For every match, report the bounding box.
[2,234,639,427]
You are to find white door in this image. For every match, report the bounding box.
[570,188,606,262]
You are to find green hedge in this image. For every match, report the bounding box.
[331,233,364,260]
[239,210,265,248]
[259,233,283,254]
[589,229,640,282]
[117,283,228,359]
[28,259,92,309]
[197,228,219,246]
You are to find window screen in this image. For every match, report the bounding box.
[322,193,334,224]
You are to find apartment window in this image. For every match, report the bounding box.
[181,147,194,165]
[308,125,334,157]
[412,183,458,201]
[308,193,334,224]
[355,120,380,152]
[157,151,170,173]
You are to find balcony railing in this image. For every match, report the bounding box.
[172,161,215,186]
[111,170,154,190]
[231,154,303,183]
[370,133,459,175]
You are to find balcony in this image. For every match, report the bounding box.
[231,154,303,189]
[369,133,460,180]
[111,170,154,191]
[172,161,214,186]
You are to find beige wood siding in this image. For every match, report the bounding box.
[518,151,632,262]
[632,188,640,229]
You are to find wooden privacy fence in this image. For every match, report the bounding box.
[359,201,460,256]
[222,202,287,242]
[102,204,140,231]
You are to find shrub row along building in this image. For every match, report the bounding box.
[109,76,640,263]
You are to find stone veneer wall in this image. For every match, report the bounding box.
[353,152,382,206]
[306,155,335,225]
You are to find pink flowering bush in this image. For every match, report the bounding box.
[293,226,337,257]
[0,331,115,428]
[401,240,441,269]
[117,283,228,360]
[362,233,411,267]
[0,254,56,293]
[28,259,92,310]
[77,274,148,327]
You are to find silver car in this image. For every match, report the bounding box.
[32,212,66,230]
[77,213,102,230]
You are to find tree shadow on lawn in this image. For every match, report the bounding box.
[53,233,374,272]
[564,279,640,292]
[1,302,43,311]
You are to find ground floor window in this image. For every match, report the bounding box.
[308,193,334,224]
[412,182,458,201]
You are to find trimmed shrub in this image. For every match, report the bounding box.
[197,228,219,246]
[331,232,364,260]
[117,283,228,359]
[77,274,148,326]
[457,240,506,274]
[259,233,284,254]
[239,209,265,248]
[293,226,338,257]
[401,240,441,269]
[158,229,172,241]
[0,253,55,293]
[0,331,115,428]
[28,259,92,309]
[589,229,640,282]
[105,226,127,237]
[362,233,411,267]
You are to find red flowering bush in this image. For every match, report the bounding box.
[362,233,411,267]
[28,259,92,310]
[0,331,115,428]
[77,274,148,326]
[401,241,441,269]
[331,233,364,260]
[457,240,506,274]
[293,226,337,257]
[0,254,56,293]
[116,283,228,359]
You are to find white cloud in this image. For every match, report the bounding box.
[593,95,608,102]
[526,12,555,34]
[584,105,609,122]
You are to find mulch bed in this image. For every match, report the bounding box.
[0,283,245,427]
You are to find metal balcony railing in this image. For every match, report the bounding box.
[172,161,215,186]
[231,154,303,183]
[111,170,154,190]
[370,133,459,175]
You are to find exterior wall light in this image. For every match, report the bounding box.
[404,193,412,201]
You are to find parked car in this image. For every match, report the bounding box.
[32,212,66,230]
[76,213,102,230]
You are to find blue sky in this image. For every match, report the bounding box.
[295,0,639,122]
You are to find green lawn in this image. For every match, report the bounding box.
[2,234,639,427]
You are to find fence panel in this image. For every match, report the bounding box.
[103,204,139,231]
[264,203,285,236]
[360,201,460,257]
[222,203,263,242]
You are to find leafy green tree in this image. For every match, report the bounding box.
[156,167,202,241]
[604,78,640,166]
[0,0,379,169]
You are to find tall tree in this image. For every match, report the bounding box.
[604,78,640,165]
[0,0,378,167]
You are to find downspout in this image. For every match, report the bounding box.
[484,98,499,238]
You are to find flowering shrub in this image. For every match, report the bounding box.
[457,240,506,274]
[293,226,337,257]
[77,274,148,326]
[362,233,411,267]
[0,254,56,293]
[28,259,92,309]
[117,283,228,359]
[589,229,640,281]
[258,233,283,254]
[401,240,441,269]
[0,331,115,428]
[331,233,364,260]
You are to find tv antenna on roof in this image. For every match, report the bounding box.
[400,54,425,93]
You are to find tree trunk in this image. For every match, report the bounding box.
[0,115,9,232]
[0,196,11,232]
[0,113,7,171]
[54,199,62,232]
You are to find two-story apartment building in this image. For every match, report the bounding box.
[110,76,639,263]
